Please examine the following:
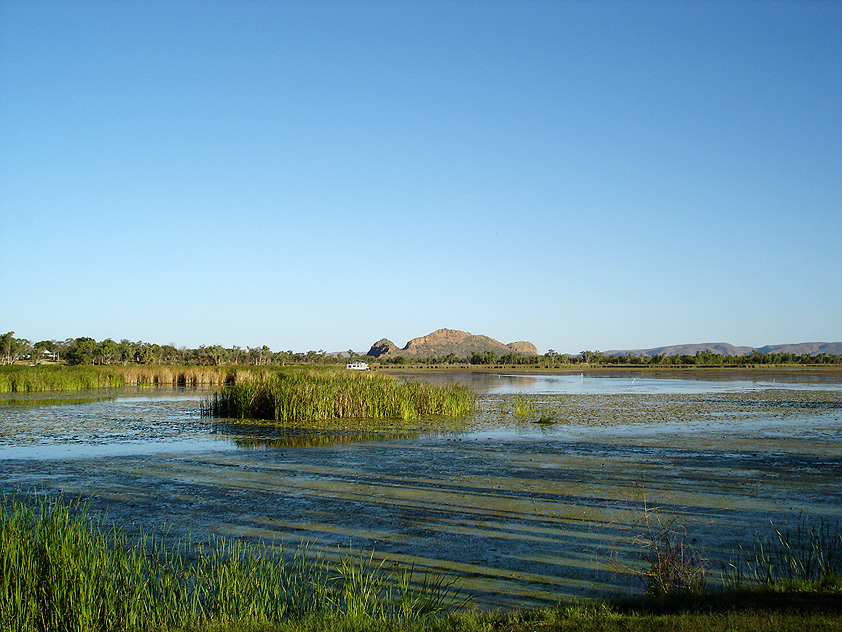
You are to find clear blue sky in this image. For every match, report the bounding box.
[2,1,840,354]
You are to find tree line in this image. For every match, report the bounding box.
[379,347,841,367]
[0,332,358,367]
[2,332,839,368]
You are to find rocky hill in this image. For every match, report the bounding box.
[366,329,538,359]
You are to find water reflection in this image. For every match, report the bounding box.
[0,391,118,408]
[0,388,213,456]
[0,438,232,460]
[211,421,419,449]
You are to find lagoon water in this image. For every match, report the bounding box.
[411,369,842,394]
[1,371,841,608]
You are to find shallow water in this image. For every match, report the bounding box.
[1,372,840,609]
[402,369,842,395]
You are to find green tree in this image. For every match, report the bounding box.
[117,340,134,365]
[32,340,52,363]
[158,344,180,364]
[66,337,96,365]
[0,332,14,365]
[580,350,608,365]
[96,338,119,365]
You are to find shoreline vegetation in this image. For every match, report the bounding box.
[0,365,263,393]
[2,331,841,371]
[1,493,839,632]
[0,366,472,419]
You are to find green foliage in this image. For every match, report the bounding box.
[513,393,558,425]
[0,331,31,366]
[0,493,465,632]
[0,365,126,393]
[202,370,475,423]
[0,365,267,393]
[724,515,842,589]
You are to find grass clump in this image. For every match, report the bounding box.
[611,500,709,599]
[0,493,465,632]
[202,370,475,423]
[724,514,842,590]
[637,509,709,598]
[513,393,558,426]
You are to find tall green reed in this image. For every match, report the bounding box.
[724,514,842,589]
[0,365,125,393]
[0,493,465,632]
[0,365,272,393]
[202,370,475,423]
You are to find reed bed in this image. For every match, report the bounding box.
[0,493,464,632]
[0,365,275,393]
[0,365,125,393]
[202,370,475,423]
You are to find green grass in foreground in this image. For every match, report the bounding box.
[178,586,842,632]
[202,370,475,422]
[0,494,466,632]
[137,589,842,632]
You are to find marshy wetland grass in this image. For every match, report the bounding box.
[0,365,287,394]
[0,493,467,632]
[201,370,476,424]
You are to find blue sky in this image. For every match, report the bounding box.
[2,0,840,354]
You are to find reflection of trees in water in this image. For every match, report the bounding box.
[0,393,117,408]
[211,421,419,448]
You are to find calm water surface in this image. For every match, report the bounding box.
[406,369,842,394]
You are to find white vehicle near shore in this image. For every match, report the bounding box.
[345,361,370,370]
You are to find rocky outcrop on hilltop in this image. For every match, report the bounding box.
[367,339,400,358]
[366,328,538,359]
[506,341,539,355]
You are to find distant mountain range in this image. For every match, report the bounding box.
[603,342,842,357]
[360,330,841,359]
